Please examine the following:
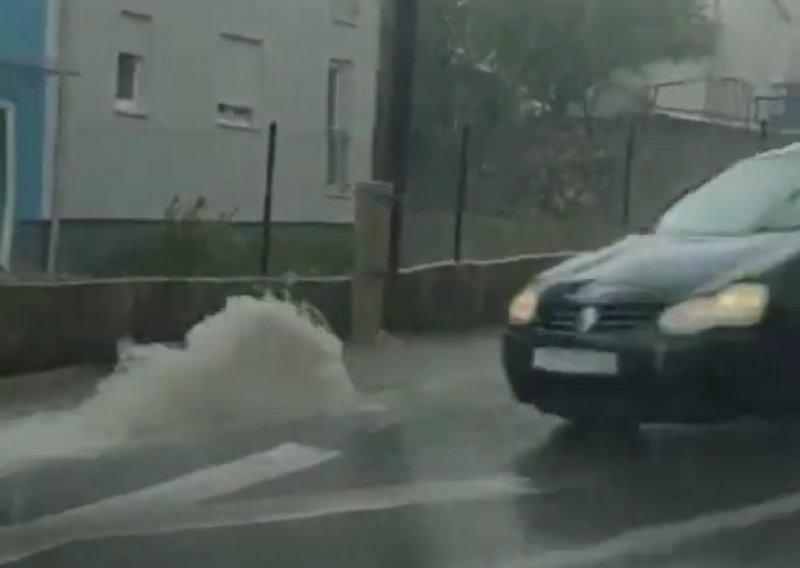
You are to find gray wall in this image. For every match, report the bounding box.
[54,0,380,224]
[0,276,352,375]
[0,254,568,376]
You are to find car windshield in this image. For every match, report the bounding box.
[656,155,800,236]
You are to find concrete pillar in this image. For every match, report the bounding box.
[352,181,393,342]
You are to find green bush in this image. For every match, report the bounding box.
[117,197,257,277]
[113,197,353,277]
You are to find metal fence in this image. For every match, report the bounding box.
[395,0,800,268]
[398,110,800,269]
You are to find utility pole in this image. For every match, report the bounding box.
[373,0,419,276]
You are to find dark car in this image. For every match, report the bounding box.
[503,144,800,425]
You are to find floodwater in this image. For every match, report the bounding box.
[0,305,799,567]
[0,296,357,475]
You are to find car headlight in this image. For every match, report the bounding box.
[658,283,769,336]
[509,289,539,325]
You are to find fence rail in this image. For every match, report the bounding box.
[397,107,800,269]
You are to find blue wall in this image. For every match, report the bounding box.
[0,0,48,220]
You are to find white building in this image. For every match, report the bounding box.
[37,0,380,272]
[599,0,800,127]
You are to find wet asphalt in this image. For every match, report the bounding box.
[1,332,800,567]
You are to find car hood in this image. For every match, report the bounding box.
[539,232,800,302]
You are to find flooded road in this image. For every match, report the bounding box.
[1,329,800,567]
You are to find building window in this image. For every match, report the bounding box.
[114,11,153,117]
[216,34,264,129]
[217,102,255,128]
[333,0,360,26]
[115,53,142,102]
[327,60,355,188]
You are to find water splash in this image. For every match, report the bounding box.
[0,295,357,474]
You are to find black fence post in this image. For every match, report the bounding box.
[621,120,636,231]
[454,125,471,263]
[261,121,278,276]
[759,119,769,152]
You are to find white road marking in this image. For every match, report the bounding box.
[14,444,800,568]
[501,488,800,568]
[0,474,535,565]
[0,443,339,565]
[107,475,537,537]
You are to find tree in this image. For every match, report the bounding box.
[416,0,716,127]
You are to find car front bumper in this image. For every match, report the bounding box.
[502,325,787,424]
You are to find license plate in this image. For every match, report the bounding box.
[533,348,619,376]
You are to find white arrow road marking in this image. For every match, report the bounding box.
[6,440,800,568]
[499,488,800,568]
[0,443,339,565]
[0,473,536,565]
[102,475,537,537]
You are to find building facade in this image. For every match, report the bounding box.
[0,0,56,270]
[649,0,800,124]
[596,0,800,128]
[34,0,380,273]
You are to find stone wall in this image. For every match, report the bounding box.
[0,277,350,376]
[0,253,571,376]
[387,254,570,331]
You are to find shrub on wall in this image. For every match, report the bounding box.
[115,197,258,277]
[112,197,354,278]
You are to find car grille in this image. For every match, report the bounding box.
[539,302,664,333]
